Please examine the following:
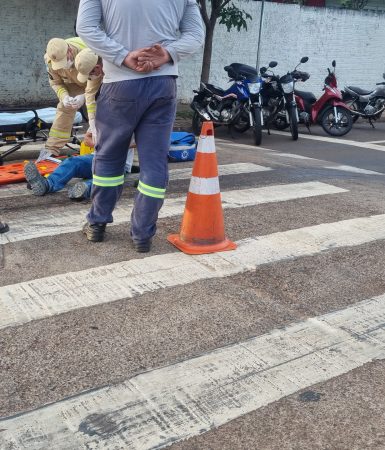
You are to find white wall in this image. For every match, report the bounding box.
[178,1,385,102]
[0,0,79,107]
[1,1,385,106]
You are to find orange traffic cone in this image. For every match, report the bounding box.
[167,121,237,255]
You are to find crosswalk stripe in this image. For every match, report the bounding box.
[0,163,271,200]
[0,182,346,244]
[323,165,384,175]
[216,139,274,153]
[2,211,385,331]
[1,292,384,449]
[275,152,315,160]
[169,162,272,179]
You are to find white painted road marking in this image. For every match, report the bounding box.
[216,139,277,153]
[0,182,346,244]
[269,129,385,152]
[275,152,316,160]
[324,165,384,175]
[218,140,385,175]
[0,162,272,200]
[1,293,385,449]
[3,211,385,331]
[276,153,384,174]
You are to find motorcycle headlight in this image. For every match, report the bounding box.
[248,82,261,94]
[281,81,294,94]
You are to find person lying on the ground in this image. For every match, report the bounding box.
[24,137,138,200]
[0,221,9,233]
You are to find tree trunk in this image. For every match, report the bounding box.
[200,25,215,83]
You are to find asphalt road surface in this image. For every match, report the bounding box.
[1,121,385,449]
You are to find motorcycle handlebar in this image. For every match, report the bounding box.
[292,70,310,81]
[261,73,279,81]
[376,82,385,85]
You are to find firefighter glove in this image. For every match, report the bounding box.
[88,118,97,146]
[71,94,85,110]
[36,148,52,163]
[62,95,74,108]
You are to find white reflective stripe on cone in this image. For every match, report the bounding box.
[197,135,216,154]
[189,176,220,195]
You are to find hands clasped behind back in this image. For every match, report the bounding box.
[123,44,171,73]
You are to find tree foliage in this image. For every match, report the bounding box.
[339,0,369,9]
[218,3,252,32]
[197,1,252,82]
[267,0,368,8]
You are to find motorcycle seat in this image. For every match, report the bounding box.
[294,90,317,104]
[224,63,259,82]
[346,86,373,96]
[204,83,226,96]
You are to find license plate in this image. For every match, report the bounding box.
[5,136,16,141]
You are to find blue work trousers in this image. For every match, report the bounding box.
[47,154,93,195]
[87,76,177,244]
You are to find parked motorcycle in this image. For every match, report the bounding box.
[342,75,385,127]
[259,58,309,141]
[273,68,310,131]
[295,60,353,136]
[190,63,262,139]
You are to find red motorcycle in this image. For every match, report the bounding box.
[295,60,353,136]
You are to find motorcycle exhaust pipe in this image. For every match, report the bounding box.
[349,110,364,117]
[350,105,385,118]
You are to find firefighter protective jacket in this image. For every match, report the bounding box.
[44,37,88,101]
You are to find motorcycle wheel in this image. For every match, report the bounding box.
[192,112,204,136]
[252,108,263,146]
[233,110,251,133]
[288,106,298,141]
[321,106,353,137]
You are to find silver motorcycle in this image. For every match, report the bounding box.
[343,74,385,127]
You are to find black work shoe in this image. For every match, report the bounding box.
[82,222,106,242]
[24,161,49,196]
[0,222,9,234]
[68,182,89,200]
[132,239,152,253]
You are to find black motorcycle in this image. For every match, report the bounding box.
[190,63,261,137]
[343,75,385,127]
[260,57,308,141]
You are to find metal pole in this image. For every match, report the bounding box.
[256,0,265,71]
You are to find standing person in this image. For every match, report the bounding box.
[76,0,204,251]
[37,37,88,162]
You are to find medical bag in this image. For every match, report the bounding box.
[168,131,196,162]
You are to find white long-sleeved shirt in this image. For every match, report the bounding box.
[76,0,204,83]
